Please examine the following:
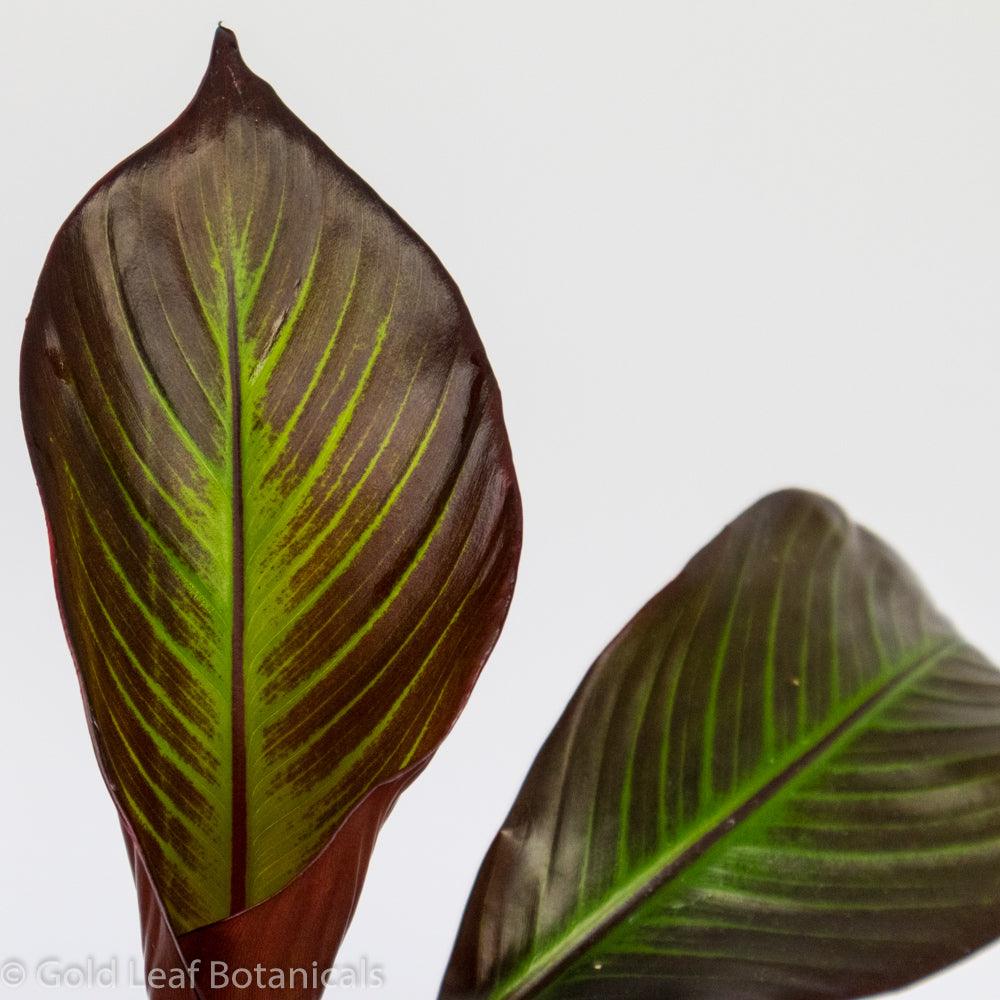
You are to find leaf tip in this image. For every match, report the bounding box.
[746,487,849,535]
[207,23,253,86]
[189,21,266,116]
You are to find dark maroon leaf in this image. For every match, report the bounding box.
[442,491,1000,1000]
[22,26,521,998]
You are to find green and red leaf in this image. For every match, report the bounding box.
[22,26,520,997]
[442,490,1000,1000]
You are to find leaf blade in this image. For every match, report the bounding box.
[22,24,521,954]
[441,490,1000,1000]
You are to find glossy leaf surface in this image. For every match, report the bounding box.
[442,490,1000,999]
[22,23,520,965]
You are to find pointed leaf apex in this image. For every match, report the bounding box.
[211,23,242,64]
[201,23,255,95]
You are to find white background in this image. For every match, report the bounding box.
[2,1,1000,997]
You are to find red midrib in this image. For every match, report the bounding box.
[226,260,248,914]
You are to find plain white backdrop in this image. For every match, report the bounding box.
[3,1,1000,997]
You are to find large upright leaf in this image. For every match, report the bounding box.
[21,26,520,996]
[442,490,1000,999]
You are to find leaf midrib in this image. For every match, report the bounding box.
[226,247,248,915]
[491,639,959,1000]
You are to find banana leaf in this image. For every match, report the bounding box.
[442,491,1000,1000]
[22,26,521,999]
